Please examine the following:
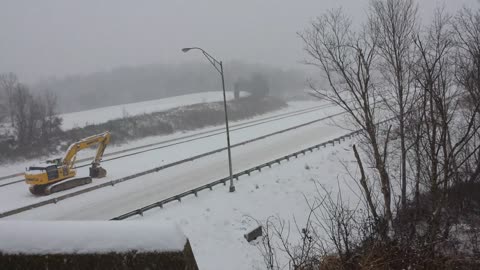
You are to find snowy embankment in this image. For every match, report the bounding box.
[131,138,359,270]
[60,91,247,130]
[0,221,186,254]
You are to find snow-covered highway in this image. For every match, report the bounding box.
[0,100,331,185]
[1,100,351,220]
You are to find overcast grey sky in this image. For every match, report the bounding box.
[0,0,477,83]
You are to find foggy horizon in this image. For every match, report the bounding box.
[1,0,477,84]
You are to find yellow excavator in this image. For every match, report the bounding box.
[25,131,111,196]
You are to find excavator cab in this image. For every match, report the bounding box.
[25,164,73,185]
[25,163,77,195]
[46,158,62,166]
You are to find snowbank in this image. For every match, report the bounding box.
[0,221,186,254]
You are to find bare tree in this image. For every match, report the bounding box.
[4,76,62,146]
[369,0,418,208]
[0,90,6,123]
[10,83,32,145]
[453,7,480,111]
[41,89,62,142]
[300,8,393,237]
[453,7,480,183]
[26,93,47,143]
[0,73,19,123]
[260,4,480,269]
[411,7,480,252]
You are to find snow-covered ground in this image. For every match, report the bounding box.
[0,221,186,254]
[0,94,362,269]
[59,91,247,130]
[125,137,358,270]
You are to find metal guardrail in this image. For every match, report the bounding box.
[110,131,360,220]
[111,117,395,221]
[0,111,347,219]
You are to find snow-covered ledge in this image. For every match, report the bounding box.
[0,221,198,270]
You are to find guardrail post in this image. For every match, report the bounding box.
[176,196,181,202]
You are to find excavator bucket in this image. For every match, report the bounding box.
[90,166,107,178]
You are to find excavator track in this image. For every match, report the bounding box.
[29,177,92,196]
[45,177,92,195]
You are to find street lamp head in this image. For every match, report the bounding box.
[181,48,192,53]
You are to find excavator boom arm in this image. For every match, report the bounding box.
[63,132,111,168]
[93,133,111,166]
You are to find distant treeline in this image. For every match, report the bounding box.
[33,61,306,113]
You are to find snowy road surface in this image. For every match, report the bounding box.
[0,100,345,213]
[4,109,349,220]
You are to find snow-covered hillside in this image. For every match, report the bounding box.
[59,91,247,130]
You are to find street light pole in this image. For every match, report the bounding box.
[219,61,235,192]
[182,47,235,192]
